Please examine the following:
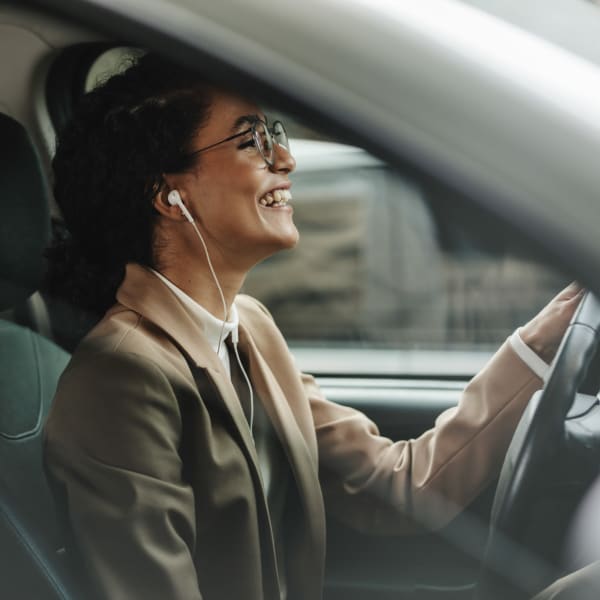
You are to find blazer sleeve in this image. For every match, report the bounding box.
[308,340,542,533]
[44,351,202,600]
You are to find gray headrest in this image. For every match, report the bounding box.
[0,114,51,310]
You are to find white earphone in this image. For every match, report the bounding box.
[167,189,194,224]
[164,189,254,433]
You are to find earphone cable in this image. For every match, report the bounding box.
[190,220,229,354]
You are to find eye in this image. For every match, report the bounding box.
[237,139,255,150]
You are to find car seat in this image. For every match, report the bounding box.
[0,112,84,599]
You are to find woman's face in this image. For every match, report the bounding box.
[170,90,298,270]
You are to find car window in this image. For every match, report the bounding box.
[240,136,567,373]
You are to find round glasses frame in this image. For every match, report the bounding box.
[187,119,289,167]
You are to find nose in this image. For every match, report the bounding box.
[270,142,296,174]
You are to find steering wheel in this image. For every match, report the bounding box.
[476,291,600,600]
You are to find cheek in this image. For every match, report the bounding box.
[199,191,261,239]
[193,163,266,228]
[210,169,263,203]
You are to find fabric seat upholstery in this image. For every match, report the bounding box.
[0,112,84,599]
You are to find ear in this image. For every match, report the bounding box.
[153,184,191,222]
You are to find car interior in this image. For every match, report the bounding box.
[2,3,600,600]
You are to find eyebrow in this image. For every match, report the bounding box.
[230,113,267,133]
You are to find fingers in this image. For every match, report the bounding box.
[552,281,584,304]
[520,283,586,363]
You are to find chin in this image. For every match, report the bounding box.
[264,221,299,249]
[254,229,299,263]
[279,228,300,249]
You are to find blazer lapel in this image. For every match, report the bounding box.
[115,264,259,464]
[237,324,326,553]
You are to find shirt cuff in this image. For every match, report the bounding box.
[509,328,551,382]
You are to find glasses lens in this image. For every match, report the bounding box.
[272,121,289,152]
[253,121,273,164]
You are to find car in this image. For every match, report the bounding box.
[1,1,600,599]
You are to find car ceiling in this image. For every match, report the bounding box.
[6,0,600,295]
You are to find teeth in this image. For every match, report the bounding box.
[259,188,292,207]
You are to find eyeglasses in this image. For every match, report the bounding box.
[187,118,290,167]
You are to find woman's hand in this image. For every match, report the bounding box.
[520,282,585,364]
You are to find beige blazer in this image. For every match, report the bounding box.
[44,263,542,600]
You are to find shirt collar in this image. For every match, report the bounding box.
[150,269,239,354]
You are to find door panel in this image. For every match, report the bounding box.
[317,377,494,600]
[318,377,462,439]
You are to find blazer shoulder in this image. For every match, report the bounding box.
[73,306,193,385]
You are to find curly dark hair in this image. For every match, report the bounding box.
[45,52,212,324]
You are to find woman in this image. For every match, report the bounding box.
[43,54,581,600]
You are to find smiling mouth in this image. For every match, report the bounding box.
[258,189,292,208]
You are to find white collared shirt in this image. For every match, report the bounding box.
[151,269,239,375]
